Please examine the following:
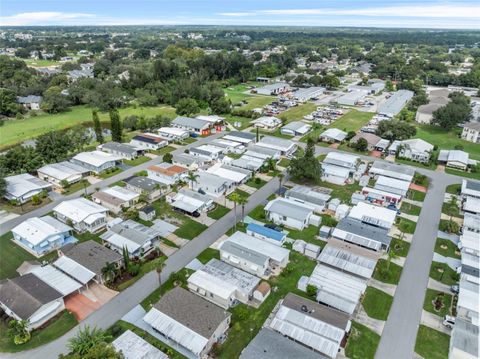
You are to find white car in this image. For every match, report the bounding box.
[443,315,455,329]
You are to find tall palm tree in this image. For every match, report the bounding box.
[156,261,166,293]
[237,196,248,224]
[386,248,398,271]
[266,157,277,172]
[186,171,199,189]
[277,172,285,193]
[101,262,117,284]
[229,192,241,231]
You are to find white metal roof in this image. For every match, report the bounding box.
[317,245,377,279]
[348,202,396,229]
[320,128,347,141]
[101,186,140,202]
[323,152,359,168]
[206,163,251,183]
[72,151,123,167]
[222,232,290,264]
[12,216,72,246]
[143,307,209,356]
[369,161,414,182]
[112,330,168,359]
[158,126,189,136]
[464,196,480,215]
[459,230,480,254]
[29,264,83,296]
[256,136,296,152]
[5,173,51,198]
[308,264,367,314]
[321,164,350,178]
[188,270,236,300]
[268,305,344,358]
[53,198,107,223]
[264,197,313,221]
[171,189,212,213]
[53,256,95,285]
[374,175,410,195]
[37,161,89,181]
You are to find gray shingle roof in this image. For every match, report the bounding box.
[102,141,139,156]
[61,240,122,275]
[172,116,210,129]
[124,176,161,192]
[153,287,230,338]
[226,131,256,140]
[0,273,62,320]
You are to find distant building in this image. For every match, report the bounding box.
[280,121,311,136]
[17,95,42,110]
[461,122,480,144]
[256,82,290,95]
[378,90,414,117]
[172,116,211,135]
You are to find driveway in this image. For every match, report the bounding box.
[64,293,100,321]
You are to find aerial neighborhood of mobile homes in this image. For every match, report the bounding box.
[1,24,480,359]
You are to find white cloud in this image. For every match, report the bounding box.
[218,12,256,17]
[260,5,480,18]
[0,12,95,26]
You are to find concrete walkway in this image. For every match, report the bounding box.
[428,278,452,293]
[437,231,460,244]
[369,278,397,297]
[420,310,451,335]
[355,304,385,336]
[432,252,461,271]
[402,198,424,207]
[399,212,419,222]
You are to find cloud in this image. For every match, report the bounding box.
[218,12,256,17]
[260,5,480,18]
[0,12,95,26]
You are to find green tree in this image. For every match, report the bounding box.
[67,326,112,356]
[0,88,22,117]
[163,152,173,163]
[432,92,471,130]
[352,137,369,152]
[376,120,417,141]
[228,192,241,231]
[186,171,199,189]
[35,130,70,163]
[288,139,322,183]
[109,109,122,142]
[41,86,71,113]
[101,262,117,284]
[8,319,31,345]
[175,98,200,116]
[306,284,317,299]
[122,246,130,270]
[92,110,104,144]
[237,195,248,223]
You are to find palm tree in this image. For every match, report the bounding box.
[186,171,199,189]
[237,196,248,224]
[68,326,111,356]
[266,157,277,172]
[229,192,241,231]
[386,248,398,271]
[101,262,117,284]
[277,172,285,193]
[156,261,166,292]
[8,319,30,345]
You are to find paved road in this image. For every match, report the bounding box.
[1,173,281,359]
[0,134,222,236]
[375,175,458,359]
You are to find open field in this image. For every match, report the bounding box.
[280,102,317,123]
[327,110,374,132]
[1,105,177,150]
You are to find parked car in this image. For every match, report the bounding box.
[443,315,455,329]
[451,284,459,294]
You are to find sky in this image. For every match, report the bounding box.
[1,0,480,29]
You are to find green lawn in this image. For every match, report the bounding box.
[280,102,317,123]
[207,205,231,220]
[162,239,178,248]
[278,158,291,167]
[0,311,77,352]
[236,95,274,111]
[409,189,427,202]
[196,247,220,264]
[415,325,450,359]
[74,231,103,244]
[108,321,186,359]
[396,217,417,234]
[435,238,461,259]
[0,232,58,280]
[390,238,411,257]
[287,225,325,247]
[251,128,294,139]
[415,124,480,160]
[23,58,60,67]
[319,214,339,227]
[116,255,167,291]
[400,202,421,216]
[1,105,177,150]
[232,188,250,198]
[123,156,151,166]
[395,157,437,170]
[300,126,324,143]
[62,179,89,195]
[423,289,453,317]
[327,110,374,132]
[224,115,254,130]
[217,252,317,358]
[445,184,461,195]
[439,219,461,235]
[442,201,463,218]
[245,177,267,189]
[248,205,266,222]
[152,145,176,156]
[430,262,460,286]
[173,219,208,240]
[345,321,381,359]
[98,167,122,179]
[362,286,393,321]
[373,259,403,285]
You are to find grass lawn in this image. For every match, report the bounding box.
[232,188,250,198]
[300,126,324,143]
[1,105,177,150]
[0,197,52,215]
[327,110,374,132]
[98,167,122,179]
[74,231,103,244]
[123,156,151,166]
[62,179,89,195]
[173,219,207,240]
[0,311,77,353]
[196,247,220,264]
[415,124,480,160]
[224,115,254,130]
[162,239,179,248]
[287,225,325,247]
[207,205,231,220]
[0,232,58,280]
[362,286,393,321]
[217,252,317,358]
[116,255,167,291]
[245,177,267,189]
[439,219,461,235]
[442,201,463,218]
[248,205,266,222]
[320,214,339,227]
[23,58,60,67]
[395,157,437,170]
[108,320,186,359]
[279,102,317,123]
[435,238,461,259]
[345,321,381,359]
[236,95,274,111]
[423,289,453,317]
[400,202,421,216]
[278,158,291,168]
[373,259,403,285]
[390,238,411,257]
[409,189,426,202]
[415,325,450,359]
[152,145,176,156]
[445,184,461,195]
[430,261,459,286]
[396,217,417,234]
